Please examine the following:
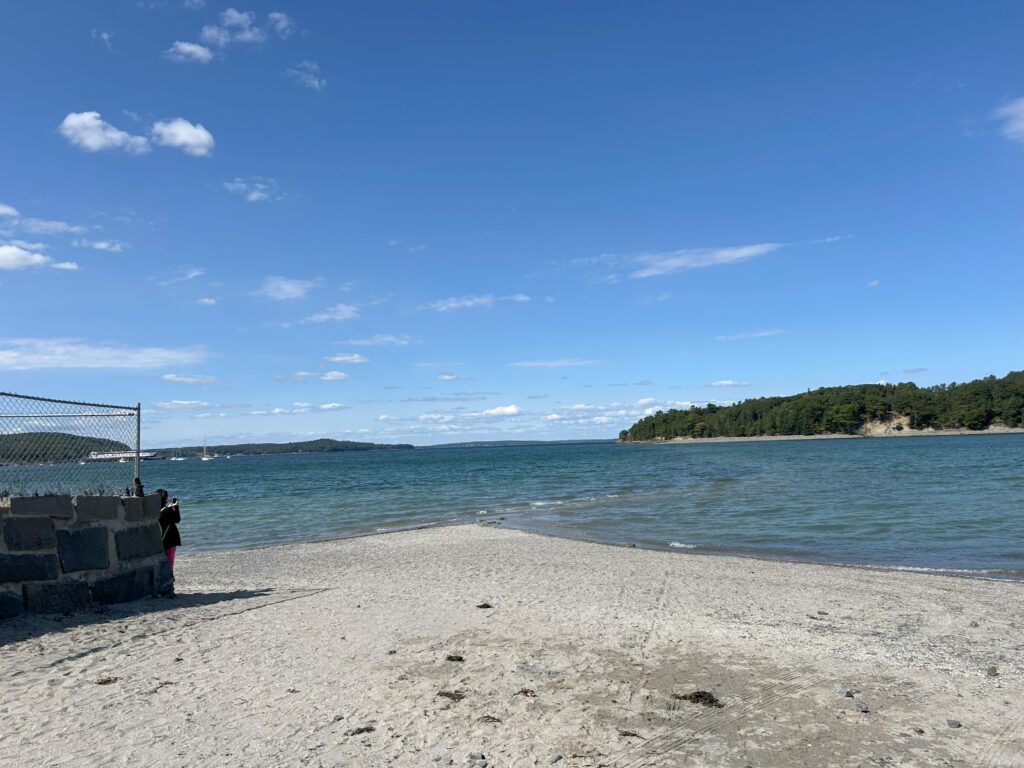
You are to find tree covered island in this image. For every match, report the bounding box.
[619,371,1024,442]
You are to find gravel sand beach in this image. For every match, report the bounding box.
[2,525,1021,767]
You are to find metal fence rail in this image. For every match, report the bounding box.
[0,392,141,499]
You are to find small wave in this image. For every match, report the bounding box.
[529,500,565,507]
[476,510,489,515]
[669,541,697,549]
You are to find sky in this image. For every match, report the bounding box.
[1,1,1021,447]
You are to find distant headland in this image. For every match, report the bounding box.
[619,371,1024,442]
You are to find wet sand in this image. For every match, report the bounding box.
[1,525,1021,767]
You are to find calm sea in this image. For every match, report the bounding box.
[138,435,1024,579]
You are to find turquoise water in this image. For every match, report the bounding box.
[137,435,1024,579]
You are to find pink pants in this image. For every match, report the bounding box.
[165,547,176,571]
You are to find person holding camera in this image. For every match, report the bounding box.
[157,489,181,596]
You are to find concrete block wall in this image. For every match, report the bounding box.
[0,493,169,619]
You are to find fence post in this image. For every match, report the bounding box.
[135,403,141,483]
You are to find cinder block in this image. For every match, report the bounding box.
[0,589,23,619]
[2,517,57,551]
[90,567,154,604]
[23,581,91,613]
[115,524,163,561]
[143,493,162,521]
[122,497,144,522]
[0,553,60,582]
[9,495,74,519]
[75,496,121,522]
[56,528,110,572]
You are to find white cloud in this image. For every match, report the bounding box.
[343,334,411,347]
[286,61,326,91]
[224,177,281,202]
[993,97,1024,144]
[509,359,604,367]
[51,261,79,271]
[0,338,206,369]
[480,404,520,417]
[708,380,751,387]
[159,266,205,286]
[867,279,880,288]
[325,353,368,363]
[321,371,350,381]
[196,297,217,306]
[151,118,215,156]
[268,11,295,38]
[0,245,51,270]
[423,294,532,312]
[164,40,214,63]
[21,218,87,235]
[437,373,457,381]
[74,239,127,252]
[714,328,784,342]
[306,303,359,323]
[318,402,344,411]
[92,29,114,52]
[59,112,150,155]
[200,8,293,47]
[256,276,318,300]
[630,243,784,278]
[275,371,316,382]
[0,203,19,217]
[162,373,217,384]
[182,0,206,8]
[153,399,211,410]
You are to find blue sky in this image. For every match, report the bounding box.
[1,1,1021,446]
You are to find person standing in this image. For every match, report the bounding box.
[157,489,181,596]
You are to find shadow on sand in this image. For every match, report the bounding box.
[0,588,276,646]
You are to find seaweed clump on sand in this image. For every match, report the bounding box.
[673,690,724,708]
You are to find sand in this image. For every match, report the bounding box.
[1,525,1022,767]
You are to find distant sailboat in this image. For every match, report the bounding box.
[170,449,186,462]
[201,436,215,461]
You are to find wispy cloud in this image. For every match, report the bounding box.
[162,373,217,384]
[0,338,206,369]
[993,97,1024,144]
[92,29,114,52]
[164,40,213,63]
[509,359,604,368]
[224,177,282,202]
[0,203,19,218]
[320,371,350,381]
[153,399,211,410]
[714,329,784,342]
[423,294,531,312]
[708,380,751,387]
[200,8,294,47]
[58,112,150,155]
[74,239,127,252]
[867,279,880,288]
[630,243,785,278]
[342,334,411,347]
[325,353,368,363]
[159,266,205,286]
[151,118,215,156]
[305,303,359,323]
[21,218,87,235]
[255,276,318,300]
[196,297,217,306]
[479,404,520,417]
[286,61,327,91]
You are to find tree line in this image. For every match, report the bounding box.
[619,371,1024,441]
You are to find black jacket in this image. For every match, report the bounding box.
[159,504,181,548]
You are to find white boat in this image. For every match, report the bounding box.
[201,436,214,461]
[169,449,187,461]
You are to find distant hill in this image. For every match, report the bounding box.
[151,438,413,457]
[425,439,616,449]
[619,371,1024,441]
[0,433,129,464]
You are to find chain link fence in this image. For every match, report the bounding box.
[0,392,141,499]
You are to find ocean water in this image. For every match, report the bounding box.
[136,435,1024,579]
